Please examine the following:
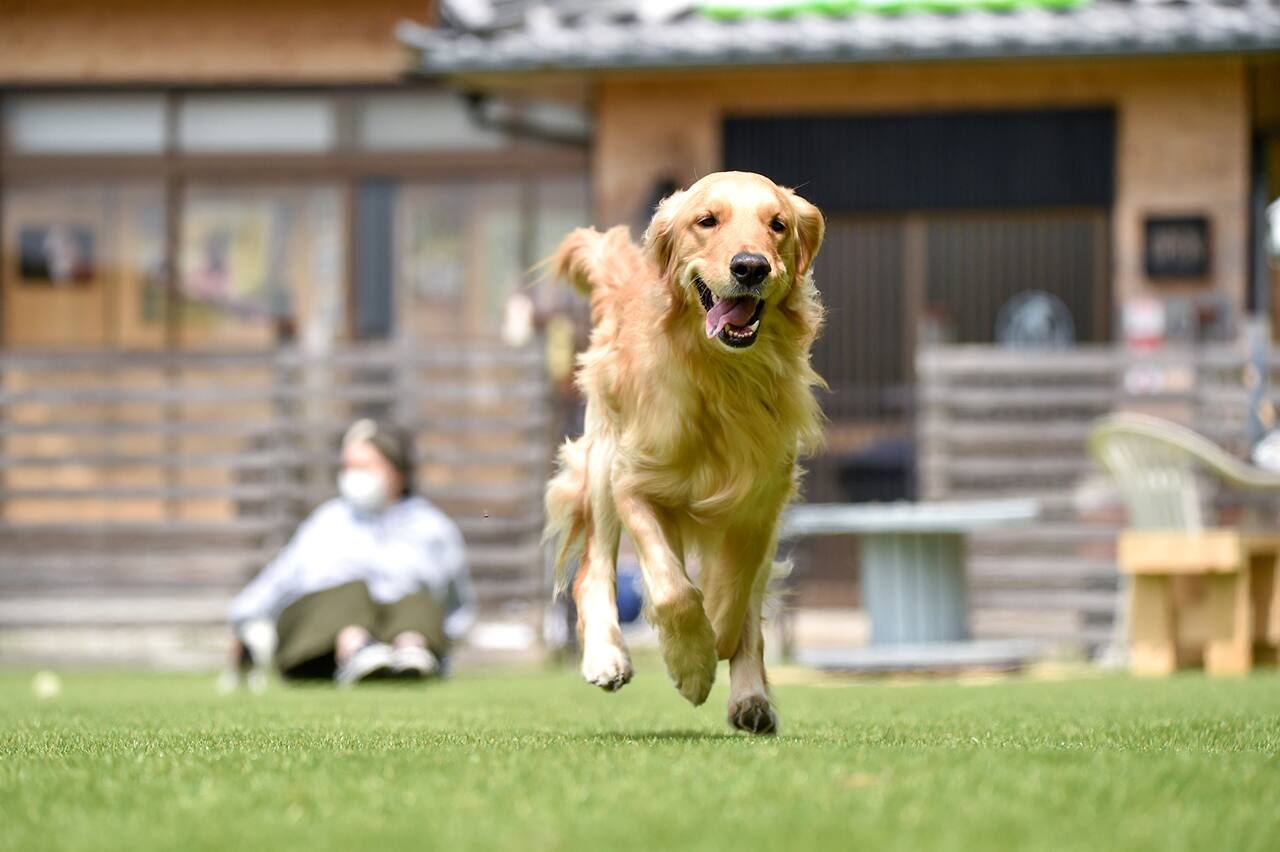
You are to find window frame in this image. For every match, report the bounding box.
[0,84,590,351]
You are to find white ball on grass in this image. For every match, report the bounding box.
[32,670,62,701]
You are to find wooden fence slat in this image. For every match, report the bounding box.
[0,481,545,504]
[0,379,547,406]
[0,449,303,471]
[971,610,1109,643]
[918,421,1096,445]
[918,457,1095,479]
[0,343,543,370]
[917,345,1123,374]
[0,596,234,626]
[1,548,543,585]
[0,516,542,542]
[0,517,286,536]
[919,387,1118,408]
[970,589,1117,611]
[0,411,551,438]
[0,563,267,588]
[0,444,549,471]
[968,557,1119,581]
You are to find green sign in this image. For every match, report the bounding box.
[700,0,1089,19]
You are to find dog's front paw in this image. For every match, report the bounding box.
[660,616,718,707]
[728,693,778,735]
[581,641,633,692]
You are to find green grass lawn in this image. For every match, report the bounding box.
[2,663,1278,852]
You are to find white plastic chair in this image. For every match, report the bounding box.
[1087,413,1280,674]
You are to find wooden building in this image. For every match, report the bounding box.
[405,0,1280,452]
[403,0,1280,644]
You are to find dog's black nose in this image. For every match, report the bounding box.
[730,253,770,288]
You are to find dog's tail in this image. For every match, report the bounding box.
[548,225,643,300]
[543,437,590,598]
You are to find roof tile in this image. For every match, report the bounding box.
[402,0,1280,73]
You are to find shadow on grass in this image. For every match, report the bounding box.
[581,730,741,743]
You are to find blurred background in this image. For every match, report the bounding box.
[2,0,1279,673]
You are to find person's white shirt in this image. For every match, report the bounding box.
[229,495,476,643]
[1254,430,1280,473]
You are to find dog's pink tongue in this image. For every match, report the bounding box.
[705,296,759,339]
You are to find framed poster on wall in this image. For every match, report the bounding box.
[17,224,96,286]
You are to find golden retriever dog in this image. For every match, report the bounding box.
[544,171,825,735]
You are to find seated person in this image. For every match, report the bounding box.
[228,419,475,686]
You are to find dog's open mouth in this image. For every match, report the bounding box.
[696,277,763,349]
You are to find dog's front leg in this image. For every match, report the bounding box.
[614,489,717,706]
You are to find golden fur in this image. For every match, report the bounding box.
[544,171,825,734]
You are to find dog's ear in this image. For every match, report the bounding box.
[788,190,825,279]
[643,189,686,275]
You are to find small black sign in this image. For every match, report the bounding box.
[1144,216,1210,280]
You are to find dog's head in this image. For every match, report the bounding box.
[644,171,824,352]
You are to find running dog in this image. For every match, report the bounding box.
[545,171,825,734]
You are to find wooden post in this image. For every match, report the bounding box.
[1129,574,1177,675]
[1262,551,1280,648]
[1204,565,1252,676]
[1253,552,1280,666]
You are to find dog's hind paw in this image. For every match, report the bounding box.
[581,643,633,692]
[728,694,778,735]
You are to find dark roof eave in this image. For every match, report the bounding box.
[408,38,1280,78]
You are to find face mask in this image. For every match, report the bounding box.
[339,469,389,514]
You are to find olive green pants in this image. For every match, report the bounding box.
[274,581,448,679]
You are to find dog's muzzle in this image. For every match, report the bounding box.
[696,277,764,349]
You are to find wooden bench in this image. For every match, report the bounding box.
[1119,530,1280,675]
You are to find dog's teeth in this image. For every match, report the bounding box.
[748,321,760,332]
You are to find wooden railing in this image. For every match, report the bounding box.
[0,342,553,666]
[918,341,1275,650]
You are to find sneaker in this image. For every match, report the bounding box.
[390,645,440,679]
[334,641,395,687]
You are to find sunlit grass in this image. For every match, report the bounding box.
[2,664,1278,851]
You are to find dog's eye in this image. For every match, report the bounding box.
[697,215,718,229]
[770,218,787,234]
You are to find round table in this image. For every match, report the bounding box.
[781,499,1040,646]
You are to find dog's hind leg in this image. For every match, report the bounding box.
[614,490,717,706]
[725,564,778,735]
[574,454,631,692]
[701,519,781,735]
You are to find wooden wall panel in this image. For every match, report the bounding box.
[0,0,432,84]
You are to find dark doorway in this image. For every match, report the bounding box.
[726,109,1114,606]
[724,108,1115,485]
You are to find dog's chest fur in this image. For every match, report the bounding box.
[616,353,803,519]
